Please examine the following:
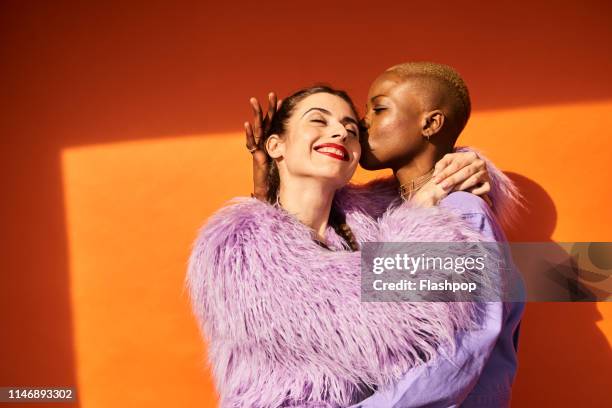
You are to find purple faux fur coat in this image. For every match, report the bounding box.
[186,150,520,408]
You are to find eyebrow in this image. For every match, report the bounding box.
[370,94,386,102]
[301,107,359,126]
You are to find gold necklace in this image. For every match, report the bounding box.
[399,167,435,200]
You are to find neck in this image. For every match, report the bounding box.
[277,175,336,241]
[394,143,451,187]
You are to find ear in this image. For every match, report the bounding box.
[265,134,285,159]
[422,110,445,138]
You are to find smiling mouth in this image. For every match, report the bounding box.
[313,143,349,161]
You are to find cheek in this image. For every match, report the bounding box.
[376,112,420,143]
[281,139,311,173]
[285,128,317,155]
[369,113,400,144]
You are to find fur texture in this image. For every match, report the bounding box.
[335,146,522,232]
[186,197,499,407]
[456,146,523,230]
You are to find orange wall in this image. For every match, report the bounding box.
[1,2,611,407]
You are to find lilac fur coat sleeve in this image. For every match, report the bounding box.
[186,198,497,408]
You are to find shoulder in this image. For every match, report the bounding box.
[376,200,482,243]
[192,197,290,248]
[440,192,503,241]
[440,191,491,216]
[335,176,400,218]
[207,196,280,223]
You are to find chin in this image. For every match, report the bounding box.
[315,169,354,187]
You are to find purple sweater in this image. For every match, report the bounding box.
[349,192,525,407]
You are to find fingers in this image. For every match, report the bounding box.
[267,92,277,115]
[432,154,454,179]
[472,156,486,172]
[432,152,480,184]
[467,181,491,196]
[263,92,278,134]
[250,97,264,144]
[244,121,256,149]
[250,93,280,144]
[451,169,489,192]
[437,160,480,190]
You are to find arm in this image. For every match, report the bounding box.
[410,149,493,208]
[245,96,496,208]
[352,194,508,408]
[350,303,503,408]
[185,198,365,407]
[336,147,519,220]
[186,198,493,407]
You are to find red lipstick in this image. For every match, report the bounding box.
[313,143,349,161]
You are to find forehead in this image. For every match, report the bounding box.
[294,93,356,118]
[368,72,423,100]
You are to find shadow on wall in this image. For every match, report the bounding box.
[0,148,79,408]
[505,172,612,407]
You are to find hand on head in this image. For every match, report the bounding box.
[245,92,280,200]
[245,87,361,203]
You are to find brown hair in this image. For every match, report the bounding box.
[263,85,360,251]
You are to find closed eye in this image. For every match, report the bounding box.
[311,118,327,124]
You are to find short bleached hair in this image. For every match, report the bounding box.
[386,61,471,134]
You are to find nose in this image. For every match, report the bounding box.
[330,121,349,141]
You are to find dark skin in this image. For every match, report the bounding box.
[362,71,490,202]
[246,80,490,205]
[362,72,451,172]
[244,93,282,199]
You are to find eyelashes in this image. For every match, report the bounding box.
[310,118,358,137]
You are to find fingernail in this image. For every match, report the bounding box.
[440,181,451,190]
